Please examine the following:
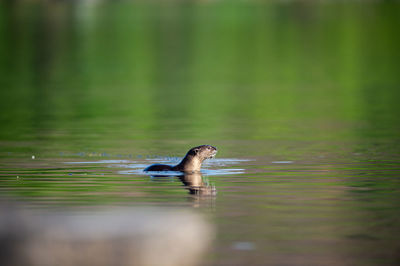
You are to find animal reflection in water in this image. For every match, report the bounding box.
[180,172,216,196]
[150,172,217,196]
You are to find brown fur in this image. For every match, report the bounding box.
[144,145,217,172]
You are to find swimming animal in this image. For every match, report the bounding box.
[144,145,217,172]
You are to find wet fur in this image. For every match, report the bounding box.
[144,145,217,172]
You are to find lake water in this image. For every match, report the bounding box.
[1,1,400,265]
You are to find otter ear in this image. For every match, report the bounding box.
[192,148,200,154]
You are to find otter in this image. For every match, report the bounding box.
[144,145,217,172]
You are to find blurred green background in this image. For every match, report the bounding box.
[1,0,399,159]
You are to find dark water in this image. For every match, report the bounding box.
[1,1,400,265]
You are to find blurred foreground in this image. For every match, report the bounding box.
[0,205,214,266]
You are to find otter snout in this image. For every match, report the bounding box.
[209,146,217,158]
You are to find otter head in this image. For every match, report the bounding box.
[187,145,217,162]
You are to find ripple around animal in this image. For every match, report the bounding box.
[65,158,249,176]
